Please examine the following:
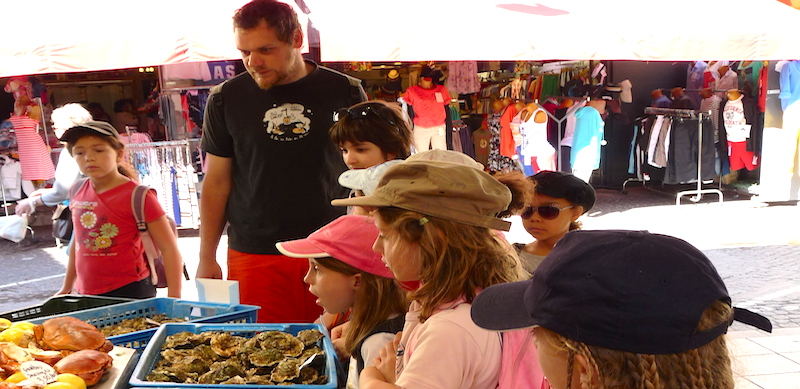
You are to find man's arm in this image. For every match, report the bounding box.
[196,153,233,279]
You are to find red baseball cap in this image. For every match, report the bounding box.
[276,215,394,278]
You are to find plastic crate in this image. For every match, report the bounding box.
[29,298,259,351]
[129,323,337,389]
[0,295,132,322]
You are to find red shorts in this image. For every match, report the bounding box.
[228,249,322,323]
[727,141,758,171]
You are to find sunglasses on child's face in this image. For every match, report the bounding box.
[521,204,573,220]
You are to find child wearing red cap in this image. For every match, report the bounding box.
[276,214,408,388]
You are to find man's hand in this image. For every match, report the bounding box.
[195,258,223,279]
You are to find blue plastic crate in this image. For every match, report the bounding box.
[129,323,337,389]
[29,298,259,351]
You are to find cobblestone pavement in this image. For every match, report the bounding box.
[2,185,799,331]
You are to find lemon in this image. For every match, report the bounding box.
[56,374,86,389]
[0,328,24,344]
[5,372,27,384]
[9,321,35,331]
[44,382,77,389]
[0,318,11,330]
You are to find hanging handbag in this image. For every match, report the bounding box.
[51,203,73,242]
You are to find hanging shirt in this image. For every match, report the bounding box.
[519,108,554,158]
[571,106,604,170]
[712,70,739,100]
[722,95,749,142]
[699,95,722,142]
[405,84,451,127]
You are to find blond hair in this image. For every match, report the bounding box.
[312,257,408,355]
[376,207,521,322]
[537,300,734,389]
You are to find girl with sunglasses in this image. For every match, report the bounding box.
[515,170,596,273]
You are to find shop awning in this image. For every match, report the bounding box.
[0,0,308,79]
[305,0,800,62]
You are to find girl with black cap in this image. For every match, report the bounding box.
[515,171,595,273]
[471,230,772,389]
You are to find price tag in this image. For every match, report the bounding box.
[20,361,58,385]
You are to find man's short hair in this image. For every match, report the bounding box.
[233,0,300,45]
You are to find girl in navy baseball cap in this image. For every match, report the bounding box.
[472,230,772,389]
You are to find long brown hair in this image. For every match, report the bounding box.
[313,257,408,355]
[376,207,520,322]
[66,130,136,180]
[537,300,734,389]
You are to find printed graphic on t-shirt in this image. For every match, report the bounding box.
[74,203,119,255]
[263,103,312,141]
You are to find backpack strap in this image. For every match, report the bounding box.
[131,184,160,285]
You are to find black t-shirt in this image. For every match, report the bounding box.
[202,63,365,254]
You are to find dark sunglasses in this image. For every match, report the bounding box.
[521,204,573,220]
[333,105,397,127]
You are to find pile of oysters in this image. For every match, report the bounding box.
[145,329,327,385]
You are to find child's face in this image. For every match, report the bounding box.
[373,212,421,282]
[302,258,359,315]
[340,140,394,170]
[71,135,122,180]
[521,194,581,246]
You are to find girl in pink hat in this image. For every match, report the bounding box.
[277,214,409,388]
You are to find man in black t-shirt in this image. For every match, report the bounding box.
[198,0,365,323]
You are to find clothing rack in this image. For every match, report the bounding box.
[643,107,723,205]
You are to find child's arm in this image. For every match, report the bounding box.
[147,215,183,298]
[57,241,77,295]
[360,332,402,389]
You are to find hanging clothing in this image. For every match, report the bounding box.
[717,95,762,175]
[779,60,800,111]
[8,116,54,181]
[687,61,707,108]
[487,113,520,173]
[446,61,481,95]
[712,70,739,100]
[499,105,519,158]
[571,106,604,170]
[519,108,555,160]
[699,95,722,142]
[663,117,716,184]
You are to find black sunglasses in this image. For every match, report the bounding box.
[521,204,573,220]
[333,104,397,127]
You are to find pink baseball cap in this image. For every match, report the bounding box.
[275,215,394,278]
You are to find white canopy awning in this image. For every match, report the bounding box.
[306,0,800,62]
[0,0,308,79]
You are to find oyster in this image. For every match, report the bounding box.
[145,370,173,382]
[210,332,246,357]
[159,348,194,364]
[295,366,318,384]
[270,357,300,383]
[257,331,304,357]
[297,329,324,347]
[162,331,198,349]
[299,346,323,364]
[192,344,222,362]
[221,375,246,385]
[248,348,284,367]
[198,359,245,384]
[173,356,209,374]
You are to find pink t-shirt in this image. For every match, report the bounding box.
[71,180,164,294]
[395,298,501,389]
[405,84,451,127]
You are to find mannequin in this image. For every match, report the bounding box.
[404,66,451,151]
[651,89,671,108]
[571,99,605,183]
[712,64,738,100]
[718,88,761,183]
[699,87,722,142]
[670,87,696,110]
[518,102,555,173]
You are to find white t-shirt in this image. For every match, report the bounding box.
[723,96,750,142]
[395,299,501,389]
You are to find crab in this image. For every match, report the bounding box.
[53,349,113,386]
[33,317,112,353]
